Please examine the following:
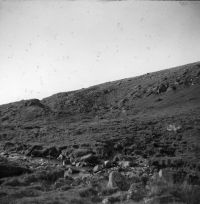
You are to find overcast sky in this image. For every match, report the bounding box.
[0,0,200,105]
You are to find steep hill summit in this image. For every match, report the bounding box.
[0,62,200,204]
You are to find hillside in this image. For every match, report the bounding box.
[0,62,200,204]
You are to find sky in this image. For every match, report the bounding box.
[0,0,200,105]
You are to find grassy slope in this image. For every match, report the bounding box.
[0,62,200,164]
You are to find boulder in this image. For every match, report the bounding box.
[107,171,129,191]
[24,99,44,107]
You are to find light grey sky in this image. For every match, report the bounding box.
[0,0,200,105]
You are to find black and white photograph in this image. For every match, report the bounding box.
[0,0,200,203]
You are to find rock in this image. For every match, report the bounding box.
[157,83,169,94]
[25,144,43,156]
[24,99,44,107]
[29,146,60,158]
[112,154,121,163]
[0,152,9,157]
[102,198,111,204]
[93,165,102,173]
[71,148,93,158]
[107,171,129,191]
[42,146,60,158]
[0,157,31,178]
[80,153,98,165]
[166,124,181,132]
[104,160,112,168]
[118,160,132,168]
[57,154,71,166]
[64,167,80,177]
